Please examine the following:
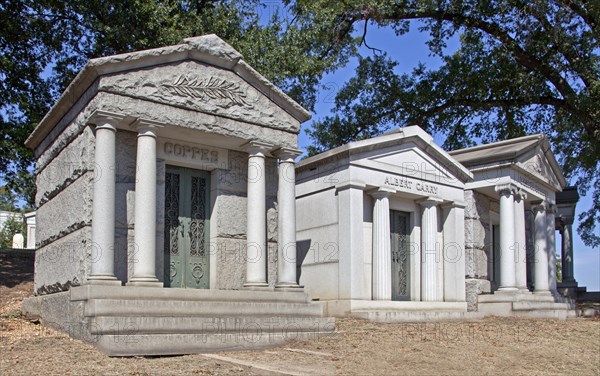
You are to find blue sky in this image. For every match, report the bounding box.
[298,22,599,290]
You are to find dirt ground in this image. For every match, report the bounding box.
[1,252,598,376]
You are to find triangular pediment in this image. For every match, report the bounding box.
[516,145,564,190]
[26,34,310,149]
[329,127,474,183]
[98,60,299,132]
[365,144,456,181]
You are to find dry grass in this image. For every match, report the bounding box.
[1,252,598,376]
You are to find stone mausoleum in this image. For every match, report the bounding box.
[296,128,575,321]
[24,34,577,356]
[23,35,334,356]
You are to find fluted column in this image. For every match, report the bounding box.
[533,202,550,294]
[514,190,529,292]
[244,141,272,287]
[546,204,558,293]
[495,184,518,291]
[371,188,394,300]
[274,147,302,288]
[87,111,121,286]
[128,119,163,287]
[561,217,576,285]
[420,198,443,301]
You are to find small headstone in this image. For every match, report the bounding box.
[12,233,24,249]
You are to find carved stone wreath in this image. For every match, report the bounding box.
[162,75,250,106]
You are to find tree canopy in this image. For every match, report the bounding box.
[293,0,599,247]
[0,0,598,246]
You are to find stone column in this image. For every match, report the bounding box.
[371,188,394,301]
[128,119,163,287]
[533,202,550,294]
[547,204,558,293]
[420,198,443,302]
[560,217,576,285]
[243,141,272,287]
[274,147,302,288]
[514,190,529,292]
[87,111,121,285]
[495,184,518,292]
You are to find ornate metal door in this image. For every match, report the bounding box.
[390,210,410,301]
[164,166,210,288]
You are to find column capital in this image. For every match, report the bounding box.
[131,118,163,137]
[515,188,528,201]
[273,147,302,162]
[242,140,273,157]
[531,200,547,213]
[369,187,395,199]
[418,197,444,208]
[89,110,125,130]
[494,183,518,196]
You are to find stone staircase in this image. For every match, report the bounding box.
[23,285,336,356]
[320,300,484,323]
[477,291,576,319]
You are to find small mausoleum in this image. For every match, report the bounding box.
[295,128,575,321]
[295,126,481,321]
[450,135,574,318]
[23,35,334,356]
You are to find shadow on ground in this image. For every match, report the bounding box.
[0,251,34,288]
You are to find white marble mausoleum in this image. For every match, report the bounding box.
[296,127,575,321]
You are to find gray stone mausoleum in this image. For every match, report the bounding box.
[23,35,334,356]
[23,35,578,356]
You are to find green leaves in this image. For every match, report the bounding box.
[300,0,599,246]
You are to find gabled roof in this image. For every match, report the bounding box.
[298,125,473,183]
[26,34,310,149]
[449,134,567,189]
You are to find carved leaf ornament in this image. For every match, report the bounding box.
[163,75,250,106]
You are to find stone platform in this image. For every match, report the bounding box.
[319,300,484,323]
[22,286,335,356]
[477,291,576,319]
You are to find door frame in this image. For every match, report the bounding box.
[163,164,211,288]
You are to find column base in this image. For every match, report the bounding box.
[242,283,272,291]
[497,287,518,293]
[85,277,122,286]
[533,290,552,295]
[127,278,163,288]
[275,283,304,292]
[517,288,531,294]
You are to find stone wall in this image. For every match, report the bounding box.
[464,190,493,311]
[34,124,96,295]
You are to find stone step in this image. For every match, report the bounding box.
[509,309,574,320]
[512,301,571,311]
[478,293,555,303]
[71,285,310,304]
[84,299,324,318]
[89,315,335,335]
[95,329,337,356]
[350,310,484,323]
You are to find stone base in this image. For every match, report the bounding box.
[22,285,335,356]
[85,279,123,286]
[317,300,482,323]
[477,291,575,319]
